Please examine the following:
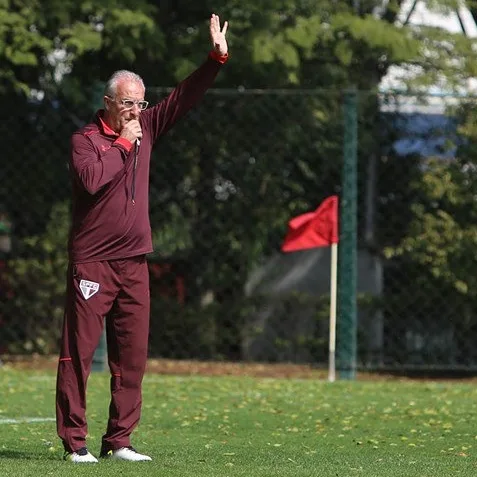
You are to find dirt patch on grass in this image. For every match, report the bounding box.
[146,359,329,379]
[1,354,329,379]
[3,355,477,382]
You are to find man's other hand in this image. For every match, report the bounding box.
[120,120,142,144]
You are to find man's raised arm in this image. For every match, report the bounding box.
[143,13,229,140]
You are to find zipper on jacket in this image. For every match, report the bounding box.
[132,141,139,205]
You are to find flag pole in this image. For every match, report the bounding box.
[328,242,338,382]
[279,194,339,382]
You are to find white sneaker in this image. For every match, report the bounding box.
[103,446,152,462]
[64,447,98,463]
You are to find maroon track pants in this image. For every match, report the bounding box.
[56,255,150,453]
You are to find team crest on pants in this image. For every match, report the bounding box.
[79,279,100,300]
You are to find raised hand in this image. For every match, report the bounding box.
[210,13,228,56]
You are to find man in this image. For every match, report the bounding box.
[56,13,229,463]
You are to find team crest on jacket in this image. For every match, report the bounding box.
[79,279,100,300]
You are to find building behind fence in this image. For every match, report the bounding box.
[1,88,476,373]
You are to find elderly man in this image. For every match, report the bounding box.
[56,14,229,463]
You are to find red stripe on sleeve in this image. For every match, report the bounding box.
[113,137,133,152]
[209,51,229,64]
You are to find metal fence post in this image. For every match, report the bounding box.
[92,330,107,372]
[337,88,358,380]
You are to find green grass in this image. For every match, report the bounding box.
[1,368,477,476]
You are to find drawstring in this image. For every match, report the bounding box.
[132,141,139,205]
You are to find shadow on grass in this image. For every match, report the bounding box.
[0,449,59,460]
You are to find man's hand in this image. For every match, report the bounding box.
[210,13,228,56]
[119,120,142,144]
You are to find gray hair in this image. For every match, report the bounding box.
[104,70,145,97]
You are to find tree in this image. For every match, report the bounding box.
[3,0,477,360]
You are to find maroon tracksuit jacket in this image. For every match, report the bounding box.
[56,51,228,454]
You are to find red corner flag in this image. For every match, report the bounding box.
[281,195,339,252]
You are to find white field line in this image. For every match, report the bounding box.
[0,417,55,424]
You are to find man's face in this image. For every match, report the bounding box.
[104,80,146,133]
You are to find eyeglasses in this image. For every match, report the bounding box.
[107,96,149,111]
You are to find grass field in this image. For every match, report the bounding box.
[2,365,477,476]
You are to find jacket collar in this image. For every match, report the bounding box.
[96,109,119,137]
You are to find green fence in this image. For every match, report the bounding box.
[1,88,475,374]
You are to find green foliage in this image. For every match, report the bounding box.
[383,104,477,294]
[384,158,477,293]
[0,0,165,95]
[149,203,193,257]
[0,201,70,354]
[331,13,420,63]
[0,0,51,93]
[148,297,218,359]
[4,0,477,95]
[59,22,102,55]
[380,150,477,366]
[3,0,477,364]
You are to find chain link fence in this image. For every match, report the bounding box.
[1,88,475,373]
